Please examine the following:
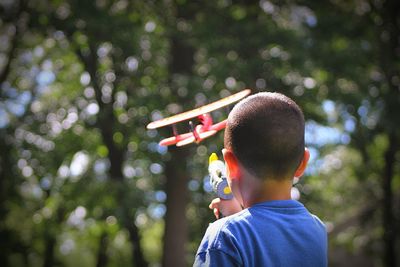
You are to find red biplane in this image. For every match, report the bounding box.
[146,89,251,147]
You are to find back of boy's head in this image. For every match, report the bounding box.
[224,92,305,180]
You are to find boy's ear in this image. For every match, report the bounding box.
[222,149,240,180]
[294,148,310,178]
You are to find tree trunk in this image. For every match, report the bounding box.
[375,0,400,265]
[382,134,397,267]
[126,219,148,267]
[162,3,195,265]
[96,232,109,267]
[75,40,148,267]
[76,44,124,183]
[0,136,12,266]
[43,235,56,267]
[162,146,190,267]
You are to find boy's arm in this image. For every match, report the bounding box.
[194,249,241,267]
[209,197,243,219]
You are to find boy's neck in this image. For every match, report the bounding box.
[241,176,293,208]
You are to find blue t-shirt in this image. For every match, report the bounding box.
[194,200,327,267]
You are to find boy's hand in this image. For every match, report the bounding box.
[209,197,243,219]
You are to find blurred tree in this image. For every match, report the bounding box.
[0,0,36,265]
[0,0,399,267]
[0,0,167,266]
[289,1,400,266]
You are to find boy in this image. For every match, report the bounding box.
[194,92,327,266]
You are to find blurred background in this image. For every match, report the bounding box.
[0,0,399,266]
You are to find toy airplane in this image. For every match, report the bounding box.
[146,89,251,147]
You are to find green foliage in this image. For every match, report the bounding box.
[0,0,399,266]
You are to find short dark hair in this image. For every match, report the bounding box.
[224,92,305,180]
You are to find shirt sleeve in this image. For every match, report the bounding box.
[194,249,241,267]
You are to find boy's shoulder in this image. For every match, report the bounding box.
[201,208,249,247]
[195,209,249,265]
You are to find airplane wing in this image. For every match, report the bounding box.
[176,130,218,147]
[146,89,251,130]
[159,130,219,147]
